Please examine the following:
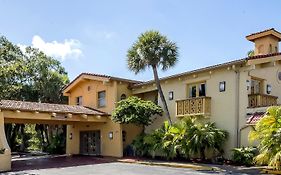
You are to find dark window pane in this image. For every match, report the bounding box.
[199,84,206,97]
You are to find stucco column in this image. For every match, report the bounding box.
[66,124,79,155]
[0,111,11,172]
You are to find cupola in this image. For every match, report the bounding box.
[246,28,281,56]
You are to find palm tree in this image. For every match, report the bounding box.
[127,30,178,124]
[249,106,281,170]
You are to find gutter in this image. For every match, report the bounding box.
[235,70,240,148]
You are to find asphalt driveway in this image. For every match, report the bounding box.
[4,162,220,175]
[2,155,262,175]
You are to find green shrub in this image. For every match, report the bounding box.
[231,147,258,166]
[46,134,66,154]
[131,118,228,160]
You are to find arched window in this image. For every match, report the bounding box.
[269,44,273,53]
[120,94,126,100]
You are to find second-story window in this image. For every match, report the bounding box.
[76,96,83,106]
[98,91,106,107]
[188,83,206,98]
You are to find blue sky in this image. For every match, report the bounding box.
[1,0,280,81]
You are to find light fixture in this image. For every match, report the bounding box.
[108,132,113,140]
[69,133,73,140]
[219,81,226,92]
[266,84,272,94]
[168,91,174,100]
[246,80,250,91]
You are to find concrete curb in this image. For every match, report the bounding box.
[117,159,223,172]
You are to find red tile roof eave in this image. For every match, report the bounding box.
[247,52,281,60]
[62,73,142,92]
[246,28,281,38]
[0,100,109,116]
[132,58,247,87]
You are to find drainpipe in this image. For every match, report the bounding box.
[235,70,240,148]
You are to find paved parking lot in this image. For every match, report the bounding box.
[5,162,222,175]
[2,155,261,175]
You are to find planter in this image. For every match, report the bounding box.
[0,152,11,172]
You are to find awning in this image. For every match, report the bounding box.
[246,112,265,125]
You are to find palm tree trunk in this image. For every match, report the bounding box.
[152,65,172,124]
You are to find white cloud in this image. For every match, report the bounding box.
[19,35,83,61]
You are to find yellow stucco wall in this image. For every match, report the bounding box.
[131,55,281,158]
[66,119,123,157]
[64,78,142,157]
[0,112,11,172]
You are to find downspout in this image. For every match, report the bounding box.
[235,70,240,148]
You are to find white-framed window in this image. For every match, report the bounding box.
[98,91,106,107]
[76,96,83,106]
[188,82,206,98]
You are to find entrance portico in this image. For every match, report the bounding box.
[0,100,123,172]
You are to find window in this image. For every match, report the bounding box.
[251,79,262,94]
[219,81,226,92]
[120,94,126,100]
[98,91,106,107]
[269,44,273,53]
[199,83,206,96]
[189,85,197,98]
[168,91,174,100]
[76,96,82,106]
[188,83,206,98]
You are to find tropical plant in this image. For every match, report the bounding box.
[127,30,178,124]
[247,50,255,57]
[131,118,228,160]
[249,106,281,170]
[231,147,258,166]
[186,120,228,160]
[112,96,163,127]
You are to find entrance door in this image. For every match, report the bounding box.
[80,131,101,155]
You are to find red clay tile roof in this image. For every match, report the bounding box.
[0,100,109,116]
[246,28,278,38]
[247,52,281,60]
[132,58,247,87]
[63,72,142,91]
[246,112,265,125]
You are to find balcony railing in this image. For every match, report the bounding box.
[176,97,211,117]
[248,94,278,108]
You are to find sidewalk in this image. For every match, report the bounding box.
[115,157,264,174]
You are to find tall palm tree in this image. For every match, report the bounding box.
[127,30,178,124]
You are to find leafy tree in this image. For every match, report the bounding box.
[249,106,281,170]
[112,96,163,127]
[0,35,69,152]
[127,30,178,124]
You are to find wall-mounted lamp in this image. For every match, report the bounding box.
[219,81,226,92]
[69,133,73,140]
[266,84,272,94]
[168,91,174,100]
[246,80,250,91]
[108,132,113,140]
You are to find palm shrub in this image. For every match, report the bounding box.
[249,106,281,170]
[131,118,228,160]
[231,147,258,166]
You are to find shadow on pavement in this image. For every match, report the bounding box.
[11,155,114,172]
